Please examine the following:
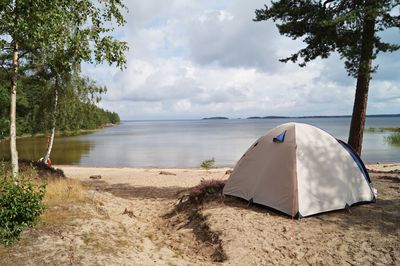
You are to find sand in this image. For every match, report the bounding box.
[59,166,231,188]
[0,163,399,265]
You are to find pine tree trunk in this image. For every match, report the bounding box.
[43,85,58,165]
[10,41,19,181]
[348,71,370,155]
[348,4,376,156]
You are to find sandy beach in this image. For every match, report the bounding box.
[0,163,399,265]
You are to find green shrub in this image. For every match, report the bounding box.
[365,127,400,133]
[386,132,400,146]
[200,158,216,170]
[0,175,46,245]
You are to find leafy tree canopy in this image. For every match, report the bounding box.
[1,0,128,78]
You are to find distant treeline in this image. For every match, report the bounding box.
[0,70,120,140]
[202,117,229,120]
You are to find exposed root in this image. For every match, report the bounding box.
[0,159,65,179]
[160,179,227,262]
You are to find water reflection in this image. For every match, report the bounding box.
[0,117,399,167]
[0,136,92,165]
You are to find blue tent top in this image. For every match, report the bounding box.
[273,130,287,143]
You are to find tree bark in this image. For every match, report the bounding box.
[348,3,376,156]
[43,81,59,165]
[10,40,19,181]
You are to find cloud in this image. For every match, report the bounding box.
[185,1,301,72]
[82,0,400,119]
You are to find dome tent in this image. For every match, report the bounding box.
[223,123,375,218]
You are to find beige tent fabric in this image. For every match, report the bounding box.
[295,123,373,216]
[223,123,298,216]
[223,122,374,217]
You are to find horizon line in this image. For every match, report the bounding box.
[120,113,400,122]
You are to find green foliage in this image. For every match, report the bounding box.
[0,0,126,139]
[1,0,128,71]
[0,173,47,246]
[0,71,120,139]
[386,133,400,146]
[200,158,216,170]
[0,79,9,139]
[0,117,9,140]
[107,111,121,124]
[254,0,400,77]
[365,127,400,132]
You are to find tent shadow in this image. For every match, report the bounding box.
[215,189,399,236]
[316,198,400,235]
[213,195,285,218]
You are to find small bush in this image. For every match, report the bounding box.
[386,132,400,146]
[0,175,46,245]
[200,158,216,170]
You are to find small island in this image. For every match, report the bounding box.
[202,117,229,120]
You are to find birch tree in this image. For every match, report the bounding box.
[0,0,128,180]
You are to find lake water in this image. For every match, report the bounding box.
[0,117,399,167]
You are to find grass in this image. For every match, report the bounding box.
[43,178,86,205]
[365,127,400,132]
[41,178,88,225]
[386,132,400,146]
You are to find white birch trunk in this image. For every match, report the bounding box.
[43,84,58,165]
[10,41,19,181]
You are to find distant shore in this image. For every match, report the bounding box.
[246,114,400,119]
[202,116,229,120]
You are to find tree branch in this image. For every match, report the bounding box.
[323,0,336,8]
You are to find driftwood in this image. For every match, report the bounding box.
[122,208,136,218]
[159,171,177,176]
[89,175,102,179]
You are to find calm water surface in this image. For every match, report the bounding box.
[0,117,399,167]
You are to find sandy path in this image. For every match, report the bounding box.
[57,164,399,265]
[52,166,234,264]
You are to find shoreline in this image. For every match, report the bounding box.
[0,123,118,143]
[55,164,234,170]
[55,162,400,170]
[58,165,232,188]
[57,163,399,190]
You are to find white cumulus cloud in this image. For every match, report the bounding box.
[83,0,400,119]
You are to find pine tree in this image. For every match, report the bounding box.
[255,0,400,155]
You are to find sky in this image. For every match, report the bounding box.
[83,0,400,120]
